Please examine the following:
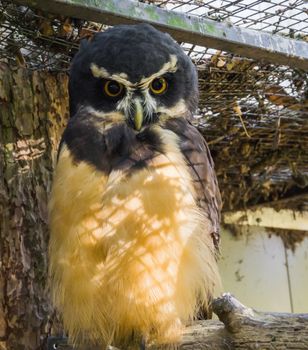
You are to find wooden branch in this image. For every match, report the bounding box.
[48,293,308,349]
[14,0,308,70]
[212,293,308,349]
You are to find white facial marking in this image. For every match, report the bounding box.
[90,55,181,121]
[91,64,133,88]
[157,99,187,117]
[142,90,157,123]
[139,55,178,89]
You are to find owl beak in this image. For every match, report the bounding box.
[133,99,143,131]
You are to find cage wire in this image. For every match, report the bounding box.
[0,0,307,212]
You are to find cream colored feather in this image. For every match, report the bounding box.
[48,126,220,348]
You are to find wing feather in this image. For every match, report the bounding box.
[163,117,222,249]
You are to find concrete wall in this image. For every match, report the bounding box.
[218,226,308,313]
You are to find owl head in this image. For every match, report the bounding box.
[69,23,199,130]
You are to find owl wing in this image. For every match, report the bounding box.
[164,117,222,250]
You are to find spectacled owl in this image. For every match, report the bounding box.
[49,23,221,349]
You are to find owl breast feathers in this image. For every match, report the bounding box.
[48,23,221,348]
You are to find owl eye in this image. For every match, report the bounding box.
[150,77,168,95]
[103,80,124,98]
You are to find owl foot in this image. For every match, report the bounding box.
[140,336,147,350]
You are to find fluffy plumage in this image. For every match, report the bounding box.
[48,23,221,348]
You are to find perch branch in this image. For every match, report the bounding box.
[212,293,308,349]
[48,293,308,349]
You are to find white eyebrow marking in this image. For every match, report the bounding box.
[90,54,178,90]
[139,55,178,88]
[91,64,134,88]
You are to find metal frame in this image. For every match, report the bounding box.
[15,0,308,70]
[224,208,308,231]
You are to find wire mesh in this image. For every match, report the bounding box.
[154,0,308,62]
[196,56,308,209]
[0,0,307,211]
[150,0,308,35]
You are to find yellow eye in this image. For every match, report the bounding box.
[150,77,168,95]
[103,80,124,98]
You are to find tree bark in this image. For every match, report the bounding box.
[0,64,68,350]
[212,293,308,350]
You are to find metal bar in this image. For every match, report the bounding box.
[14,0,308,70]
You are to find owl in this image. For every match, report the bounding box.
[49,23,221,349]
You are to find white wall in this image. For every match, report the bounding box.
[217,226,308,313]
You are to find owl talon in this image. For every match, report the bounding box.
[140,336,147,350]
